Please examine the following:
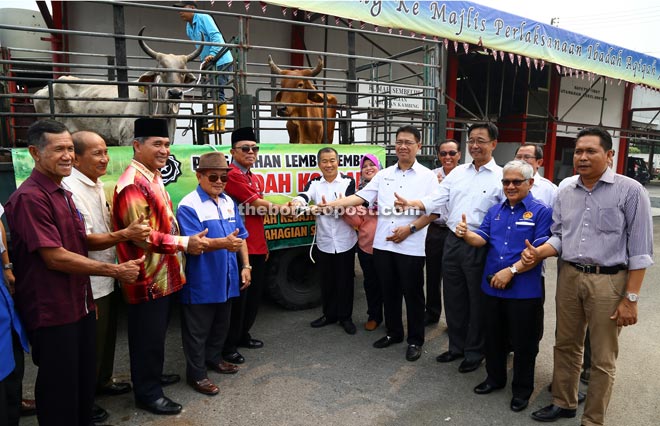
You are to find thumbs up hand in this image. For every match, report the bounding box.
[455,213,468,238]
[521,239,539,266]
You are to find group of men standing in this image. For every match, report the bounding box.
[0,116,653,426]
[1,118,275,425]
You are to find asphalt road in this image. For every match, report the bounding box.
[20,220,660,426]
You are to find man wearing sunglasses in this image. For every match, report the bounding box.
[222,127,288,364]
[455,160,551,413]
[424,139,461,327]
[177,152,250,397]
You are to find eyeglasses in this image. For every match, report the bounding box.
[467,138,492,145]
[439,150,458,157]
[515,155,537,160]
[206,173,228,183]
[237,145,259,153]
[501,179,528,187]
[395,140,418,146]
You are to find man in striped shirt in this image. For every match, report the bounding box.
[524,127,653,426]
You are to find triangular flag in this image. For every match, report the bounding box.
[443,38,449,49]
[411,31,416,37]
[453,40,458,52]
[293,8,298,17]
[525,57,531,68]
[227,0,232,7]
[556,64,561,74]
[533,58,538,69]
[321,15,326,23]
[540,60,545,70]
[281,7,287,16]
[499,51,504,61]
[260,2,267,13]
[517,55,522,66]
[463,42,469,54]
[492,49,498,60]
[508,53,514,63]
[244,1,250,11]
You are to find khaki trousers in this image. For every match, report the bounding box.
[552,264,626,426]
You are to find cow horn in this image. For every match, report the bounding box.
[138,27,159,59]
[268,55,283,75]
[185,34,204,62]
[307,56,324,77]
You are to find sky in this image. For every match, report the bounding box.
[1,0,658,58]
[474,0,660,57]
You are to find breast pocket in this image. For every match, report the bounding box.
[597,207,624,233]
[515,222,536,239]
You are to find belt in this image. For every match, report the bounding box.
[568,262,626,275]
[430,223,448,229]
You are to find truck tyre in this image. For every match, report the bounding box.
[267,246,321,310]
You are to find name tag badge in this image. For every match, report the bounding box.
[515,221,535,226]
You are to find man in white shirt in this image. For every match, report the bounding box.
[396,123,505,372]
[63,131,150,423]
[292,147,358,335]
[514,144,558,206]
[317,125,439,361]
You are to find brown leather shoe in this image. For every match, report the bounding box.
[188,378,219,396]
[20,399,36,417]
[364,320,379,331]
[208,360,239,375]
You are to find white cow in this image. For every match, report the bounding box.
[33,27,203,145]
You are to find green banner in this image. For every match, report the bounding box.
[12,144,385,251]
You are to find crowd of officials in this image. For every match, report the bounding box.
[0,117,653,426]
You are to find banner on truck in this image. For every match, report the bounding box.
[12,144,385,250]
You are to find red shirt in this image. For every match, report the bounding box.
[5,169,94,331]
[224,163,268,255]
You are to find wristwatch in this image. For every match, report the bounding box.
[625,292,639,302]
[3,263,12,271]
[409,224,417,234]
[508,265,518,275]
[242,265,253,270]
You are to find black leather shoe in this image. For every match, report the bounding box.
[223,351,245,364]
[373,335,403,348]
[160,374,180,386]
[340,320,357,335]
[238,338,264,349]
[510,397,529,412]
[310,316,337,328]
[473,381,504,395]
[97,381,132,396]
[458,358,483,373]
[91,404,109,423]
[136,396,182,415]
[406,344,422,361]
[578,391,586,404]
[436,350,463,363]
[530,404,576,422]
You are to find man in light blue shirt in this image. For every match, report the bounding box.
[176,1,233,132]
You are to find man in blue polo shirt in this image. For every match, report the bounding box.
[176,1,234,132]
[177,152,250,396]
[455,160,552,413]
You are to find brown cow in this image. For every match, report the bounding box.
[268,55,337,144]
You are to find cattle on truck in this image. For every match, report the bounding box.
[268,55,338,144]
[32,28,203,146]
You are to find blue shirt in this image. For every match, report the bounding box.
[0,274,29,381]
[177,186,248,304]
[475,193,552,299]
[186,13,233,67]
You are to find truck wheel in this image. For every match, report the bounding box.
[267,247,321,310]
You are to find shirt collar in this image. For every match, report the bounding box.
[577,167,615,189]
[469,157,498,172]
[30,168,65,194]
[231,160,250,174]
[196,185,228,204]
[396,160,422,172]
[130,159,159,183]
[503,191,535,210]
[70,167,102,188]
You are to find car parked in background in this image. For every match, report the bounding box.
[626,157,651,185]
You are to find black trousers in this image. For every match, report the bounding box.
[95,289,120,390]
[224,254,267,353]
[373,249,425,346]
[181,302,232,382]
[357,247,383,324]
[0,332,24,426]
[315,246,356,321]
[424,223,449,320]
[127,294,173,403]
[483,294,543,399]
[30,312,96,426]
[442,232,488,360]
